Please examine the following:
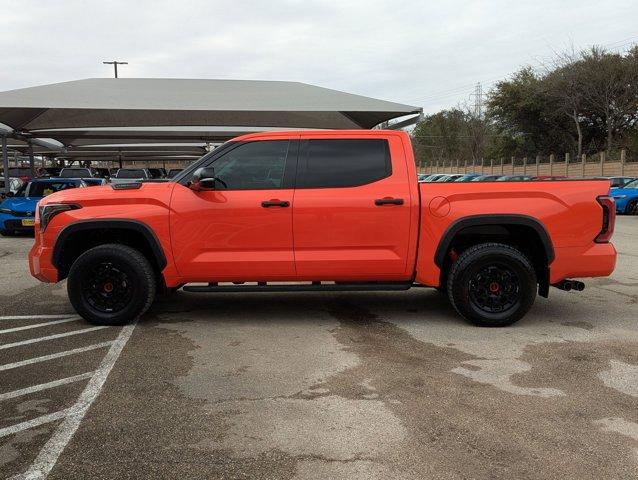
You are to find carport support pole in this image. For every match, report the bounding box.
[2,135,10,195]
[28,141,35,178]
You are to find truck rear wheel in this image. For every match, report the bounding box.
[67,244,156,325]
[447,243,536,327]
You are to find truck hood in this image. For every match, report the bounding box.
[38,182,176,208]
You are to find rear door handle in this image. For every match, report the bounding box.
[375,198,404,206]
[261,200,290,208]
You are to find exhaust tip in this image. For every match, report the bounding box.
[552,280,585,292]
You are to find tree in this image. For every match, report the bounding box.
[577,47,638,154]
[412,109,467,166]
[545,53,588,157]
[487,67,572,157]
[412,107,492,167]
[414,46,638,163]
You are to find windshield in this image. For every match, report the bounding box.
[623,179,638,189]
[116,169,146,179]
[27,181,80,197]
[60,169,90,178]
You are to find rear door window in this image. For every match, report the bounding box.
[297,139,391,188]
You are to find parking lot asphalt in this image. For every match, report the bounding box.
[1,218,637,480]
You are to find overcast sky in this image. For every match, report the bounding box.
[1,0,636,114]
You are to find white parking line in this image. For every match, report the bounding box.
[0,409,71,439]
[0,372,93,402]
[0,318,79,335]
[0,315,76,322]
[0,342,114,372]
[0,326,107,351]
[14,322,136,480]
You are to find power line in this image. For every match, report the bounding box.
[403,32,638,108]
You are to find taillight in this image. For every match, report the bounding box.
[595,195,615,243]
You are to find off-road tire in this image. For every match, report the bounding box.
[67,244,156,325]
[447,243,537,327]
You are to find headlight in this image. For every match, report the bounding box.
[39,204,81,232]
[613,195,626,199]
[0,207,11,214]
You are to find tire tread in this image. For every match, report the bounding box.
[447,242,536,327]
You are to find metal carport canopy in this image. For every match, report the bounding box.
[0,78,421,131]
[25,126,320,146]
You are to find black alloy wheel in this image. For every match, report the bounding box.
[468,263,521,315]
[67,244,156,325]
[447,243,537,327]
[82,262,134,314]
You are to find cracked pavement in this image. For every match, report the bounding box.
[1,217,637,479]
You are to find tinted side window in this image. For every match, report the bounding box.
[299,139,391,188]
[212,140,290,190]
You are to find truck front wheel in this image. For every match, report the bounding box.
[447,243,536,327]
[67,244,156,325]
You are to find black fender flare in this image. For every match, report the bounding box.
[433,214,555,268]
[51,219,167,270]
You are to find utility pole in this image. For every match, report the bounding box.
[102,60,128,78]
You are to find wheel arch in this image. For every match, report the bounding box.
[625,197,638,214]
[52,219,167,281]
[434,214,555,297]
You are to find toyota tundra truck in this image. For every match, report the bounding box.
[28,130,617,327]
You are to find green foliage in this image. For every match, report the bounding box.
[413,47,638,163]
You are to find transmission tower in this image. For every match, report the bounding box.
[472,82,483,118]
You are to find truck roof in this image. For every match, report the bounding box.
[232,129,409,142]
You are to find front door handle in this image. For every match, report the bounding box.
[261,200,290,208]
[375,197,404,206]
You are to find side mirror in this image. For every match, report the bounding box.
[190,167,217,191]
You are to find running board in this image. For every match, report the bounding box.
[182,282,413,293]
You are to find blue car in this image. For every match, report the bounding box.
[611,179,638,215]
[0,178,86,236]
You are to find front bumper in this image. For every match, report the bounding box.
[29,228,58,283]
[2,220,36,232]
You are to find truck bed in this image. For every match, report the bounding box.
[416,179,616,286]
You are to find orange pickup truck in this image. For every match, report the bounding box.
[29,130,616,327]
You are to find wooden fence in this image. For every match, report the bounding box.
[417,150,638,177]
